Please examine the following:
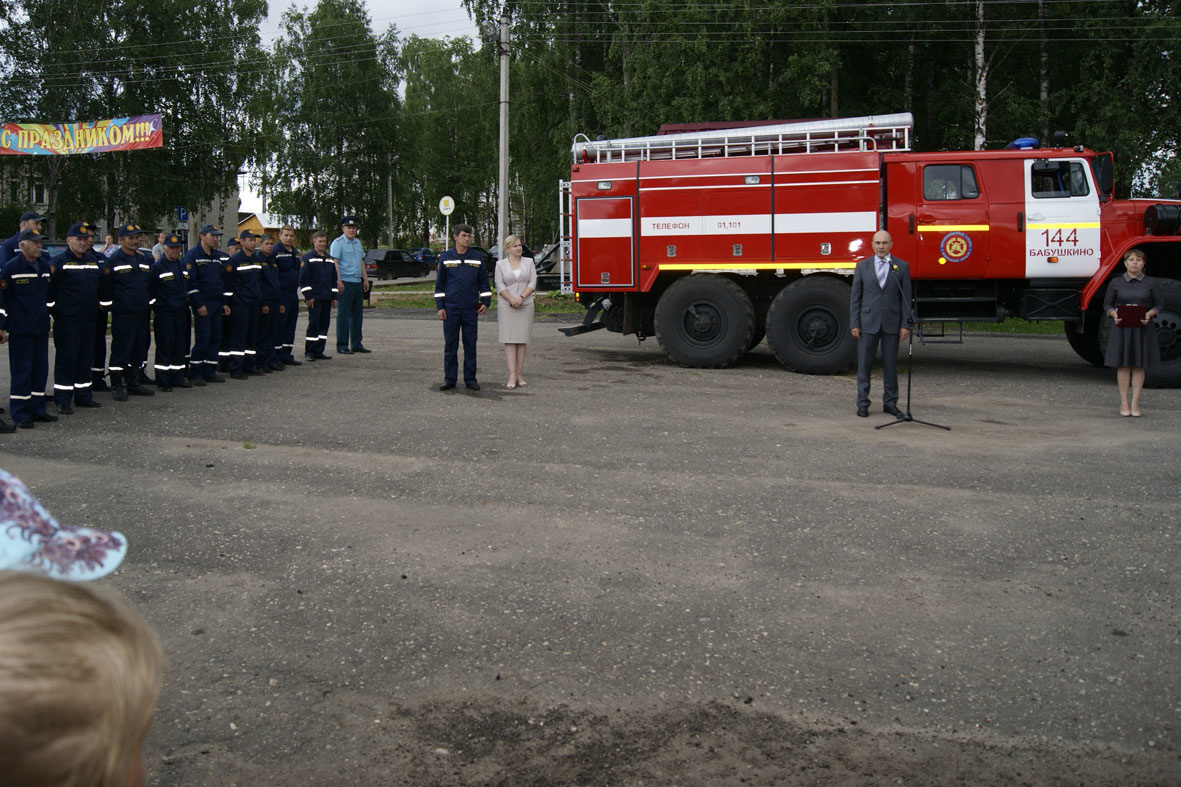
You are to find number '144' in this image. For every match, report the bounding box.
[1040,228,1078,246]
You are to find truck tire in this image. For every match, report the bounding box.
[1097,278,1181,388]
[765,276,857,374]
[654,275,755,368]
[1064,319,1104,367]
[1147,278,1181,388]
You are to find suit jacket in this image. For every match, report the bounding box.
[850,254,913,335]
[494,257,537,305]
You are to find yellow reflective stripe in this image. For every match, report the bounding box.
[916,224,990,231]
[660,262,856,271]
[1025,222,1100,229]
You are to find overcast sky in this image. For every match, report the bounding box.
[243,0,479,213]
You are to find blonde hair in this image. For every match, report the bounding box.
[503,234,522,252]
[0,573,163,787]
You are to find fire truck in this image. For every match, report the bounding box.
[557,114,1181,386]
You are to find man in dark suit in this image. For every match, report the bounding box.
[850,230,912,418]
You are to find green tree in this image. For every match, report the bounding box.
[399,35,497,245]
[259,0,402,245]
[0,0,267,236]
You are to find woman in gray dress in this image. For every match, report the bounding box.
[495,235,537,389]
[1103,247,1164,416]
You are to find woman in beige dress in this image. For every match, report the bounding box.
[494,235,537,389]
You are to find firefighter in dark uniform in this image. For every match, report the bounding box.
[131,226,155,386]
[0,210,47,265]
[255,233,286,372]
[273,225,302,365]
[149,234,193,391]
[99,224,155,401]
[47,222,103,413]
[183,224,228,384]
[299,230,338,361]
[0,229,56,428]
[433,223,491,390]
[219,236,241,371]
[226,229,263,379]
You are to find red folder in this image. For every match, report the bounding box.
[1116,303,1148,324]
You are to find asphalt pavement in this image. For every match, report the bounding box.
[1,310,1177,785]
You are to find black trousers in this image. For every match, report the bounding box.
[856,331,900,409]
[53,315,96,405]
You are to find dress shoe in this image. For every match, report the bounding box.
[268,363,286,372]
[75,400,102,408]
[465,381,481,391]
[56,404,75,415]
[0,420,15,434]
[304,354,317,362]
[247,368,266,376]
[157,385,173,393]
[439,382,456,391]
[174,380,193,389]
[884,405,904,418]
[189,377,207,387]
[205,374,226,383]
[338,347,354,355]
[16,420,33,429]
[231,372,249,380]
[127,385,155,396]
[352,346,372,353]
[856,407,868,417]
[284,359,303,366]
[33,413,59,423]
[313,353,332,360]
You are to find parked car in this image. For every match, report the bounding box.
[466,245,497,275]
[363,248,430,280]
[411,247,437,269]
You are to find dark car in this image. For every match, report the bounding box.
[411,247,437,269]
[466,245,496,275]
[363,248,430,280]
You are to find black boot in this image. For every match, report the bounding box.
[110,371,128,402]
[92,371,111,393]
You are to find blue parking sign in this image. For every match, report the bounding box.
[177,206,188,222]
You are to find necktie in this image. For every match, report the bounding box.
[876,257,889,288]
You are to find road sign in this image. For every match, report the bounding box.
[438,196,455,216]
[177,206,188,222]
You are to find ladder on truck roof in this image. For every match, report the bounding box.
[572,112,913,164]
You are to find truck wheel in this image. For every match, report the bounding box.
[654,275,755,368]
[1146,278,1181,388]
[765,277,856,374]
[1064,319,1104,367]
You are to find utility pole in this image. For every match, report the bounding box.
[386,154,397,246]
[497,6,510,252]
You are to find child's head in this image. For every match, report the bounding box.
[0,572,163,786]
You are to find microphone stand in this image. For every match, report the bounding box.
[877,267,949,431]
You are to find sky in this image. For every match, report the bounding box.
[241,0,480,214]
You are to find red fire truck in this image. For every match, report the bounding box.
[558,114,1181,386]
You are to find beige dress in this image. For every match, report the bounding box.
[495,257,537,343]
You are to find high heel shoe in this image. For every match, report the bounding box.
[506,382,516,390]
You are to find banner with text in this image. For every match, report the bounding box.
[0,114,163,156]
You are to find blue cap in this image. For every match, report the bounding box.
[198,224,223,236]
[19,211,47,223]
[66,222,95,238]
[17,228,43,242]
[237,229,259,240]
[117,223,143,238]
[341,215,358,227]
[0,469,128,581]
[163,234,184,247]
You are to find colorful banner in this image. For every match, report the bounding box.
[0,114,163,156]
